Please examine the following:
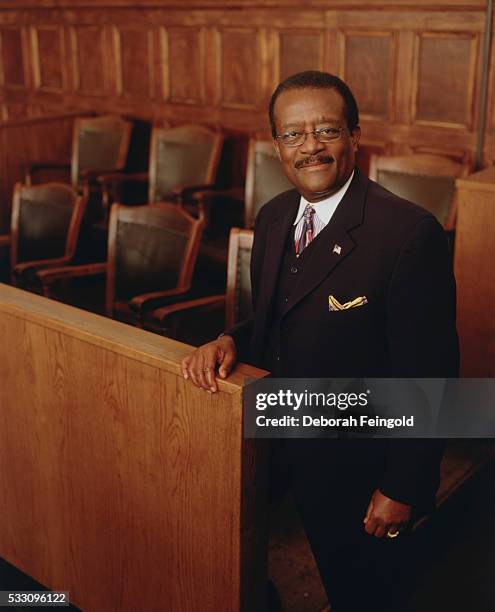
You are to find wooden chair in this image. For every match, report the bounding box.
[191,140,289,286]
[36,203,204,323]
[0,183,87,289]
[368,153,472,230]
[144,228,253,345]
[99,124,224,215]
[194,139,292,230]
[25,115,133,194]
[244,140,293,228]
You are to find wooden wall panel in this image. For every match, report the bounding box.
[483,18,495,165]
[0,114,75,231]
[114,26,154,99]
[1,102,29,121]
[70,26,106,95]
[31,25,67,92]
[341,31,395,121]
[161,27,205,104]
[0,4,492,165]
[412,33,478,129]
[218,28,262,109]
[0,0,486,7]
[0,27,25,87]
[277,29,324,83]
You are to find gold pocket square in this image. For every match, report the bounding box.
[328,295,368,311]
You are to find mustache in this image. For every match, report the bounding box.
[295,155,333,169]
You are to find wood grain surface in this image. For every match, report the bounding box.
[0,0,487,7]
[0,3,492,167]
[454,168,495,376]
[0,284,268,611]
[0,114,76,231]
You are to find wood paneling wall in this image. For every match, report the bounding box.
[0,1,493,164]
[0,114,75,230]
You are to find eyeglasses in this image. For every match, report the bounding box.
[275,127,347,148]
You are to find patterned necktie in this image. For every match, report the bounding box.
[295,203,316,256]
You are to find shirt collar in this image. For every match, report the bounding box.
[293,169,355,226]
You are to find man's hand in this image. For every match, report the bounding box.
[363,489,412,538]
[181,335,237,392]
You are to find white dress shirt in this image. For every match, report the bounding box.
[293,170,355,245]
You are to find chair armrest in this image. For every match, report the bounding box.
[99,172,150,212]
[13,256,73,278]
[152,295,226,323]
[27,162,70,172]
[96,172,149,185]
[192,187,245,205]
[172,183,221,203]
[25,162,70,184]
[0,235,10,248]
[36,262,107,286]
[128,286,193,316]
[150,294,226,341]
[80,168,129,184]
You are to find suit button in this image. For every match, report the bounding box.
[290,266,298,274]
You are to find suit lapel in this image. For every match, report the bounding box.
[282,170,368,318]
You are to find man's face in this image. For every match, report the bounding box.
[272,87,361,203]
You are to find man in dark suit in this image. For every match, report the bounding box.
[182,71,459,611]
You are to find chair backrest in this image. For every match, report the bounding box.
[149,125,224,203]
[107,203,203,313]
[72,115,133,187]
[244,139,293,229]
[10,182,87,266]
[225,228,254,329]
[368,154,472,230]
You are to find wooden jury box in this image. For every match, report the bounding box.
[455,167,495,377]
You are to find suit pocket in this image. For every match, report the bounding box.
[325,304,371,328]
[327,303,369,315]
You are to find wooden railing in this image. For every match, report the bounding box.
[0,284,268,611]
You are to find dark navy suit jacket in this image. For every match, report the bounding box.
[229,168,459,512]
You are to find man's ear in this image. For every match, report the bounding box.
[272,138,282,161]
[350,126,361,152]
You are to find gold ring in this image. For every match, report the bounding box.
[386,528,400,539]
